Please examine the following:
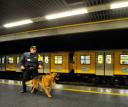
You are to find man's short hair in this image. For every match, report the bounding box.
[30,45,37,49]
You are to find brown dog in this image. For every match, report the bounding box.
[30,73,57,98]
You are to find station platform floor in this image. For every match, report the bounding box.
[0,79,128,107]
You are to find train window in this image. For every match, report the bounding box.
[45,56,49,64]
[2,57,5,64]
[17,57,20,64]
[0,57,1,64]
[8,56,13,64]
[120,55,128,64]
[80,56,90,64]
[54,56,62,64]
[106,55,112,64]
[98,55,103,64]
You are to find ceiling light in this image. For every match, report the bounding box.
[45,8,88,20]
[3,19,33,28]
[110,1,128,9]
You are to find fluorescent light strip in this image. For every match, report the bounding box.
[45,8,88,20]
[110,1,128,9]
[3,19,33,28]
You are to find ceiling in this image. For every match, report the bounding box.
[0,0,128,35]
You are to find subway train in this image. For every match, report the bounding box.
[0,50,128,86]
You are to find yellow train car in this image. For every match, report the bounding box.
[74,50,115,76]
[51,52,71,73]
[2,49,128,85]
[4,50,128,76]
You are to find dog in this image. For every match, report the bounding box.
[27,72,58,98]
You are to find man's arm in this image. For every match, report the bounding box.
[20,53,25,70]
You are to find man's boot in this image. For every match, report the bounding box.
[20,83,27,93]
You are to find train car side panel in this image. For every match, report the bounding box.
[51,52,69,73]
[74,51,95,74]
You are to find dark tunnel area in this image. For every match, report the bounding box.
[0,28,127,54]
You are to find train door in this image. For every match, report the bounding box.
[1,56,6,71]
[16,55,21,72]
[96,51,114,76]
[38,53,50,73]
[0,56,2,71]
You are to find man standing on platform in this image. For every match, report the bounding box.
[20,45,43,93]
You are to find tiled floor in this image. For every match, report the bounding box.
[0,79,128,107]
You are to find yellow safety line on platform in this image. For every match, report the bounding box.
[0,81,128,96]
[60,88,128,96]
[0,81,21,86]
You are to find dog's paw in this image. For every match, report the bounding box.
[31,91,34,94]
[47,95,52,98]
